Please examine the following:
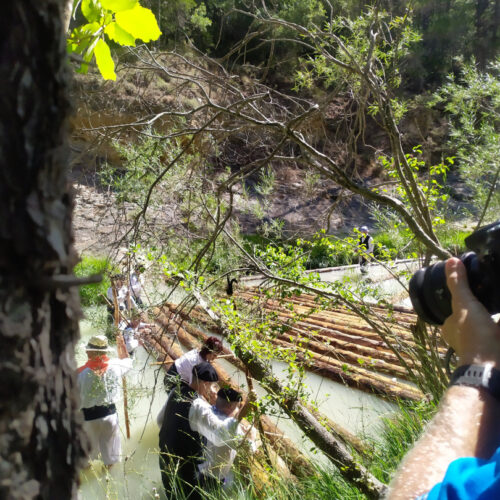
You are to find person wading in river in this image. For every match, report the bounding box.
[78,334,133,468]
[163,336,224,392]
[157,362,219,499]
[195,387,257,493]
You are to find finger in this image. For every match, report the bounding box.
[445,257,476,310]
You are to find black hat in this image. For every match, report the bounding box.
[217,387,242,403]
[192,362,219,382]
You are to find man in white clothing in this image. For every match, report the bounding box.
[163,336,223,391]
[78,334,133,468]
[129,264,145,306]
[194,387,256,490]
[107,274,136,314]
[119,311,153,356]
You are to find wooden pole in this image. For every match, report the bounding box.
[111,282,131,439]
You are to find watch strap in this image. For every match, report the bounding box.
[449,364,500,400]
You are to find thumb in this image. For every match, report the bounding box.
[445,257,475,309]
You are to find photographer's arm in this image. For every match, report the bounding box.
[388,258,500,500]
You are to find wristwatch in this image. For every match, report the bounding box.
[450,364,500,399]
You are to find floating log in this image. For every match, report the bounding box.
[237,289,419,339]
[283,323,413,365]
[248,297,417,346]
[274,331,410,379]
[271,338,422,401]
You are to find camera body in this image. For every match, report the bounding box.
[409,220,500,325]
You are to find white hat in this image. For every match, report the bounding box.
[85,335,112,352]
[360,226,369,232]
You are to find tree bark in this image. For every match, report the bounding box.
[0,2,85,499]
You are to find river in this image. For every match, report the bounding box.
[77,308,396,499]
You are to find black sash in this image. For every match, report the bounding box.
[82,403,116,421]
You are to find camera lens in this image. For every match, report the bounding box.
[409,262,452,325]
[408,220,500,325]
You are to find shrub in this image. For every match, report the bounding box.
[74,256,117,307]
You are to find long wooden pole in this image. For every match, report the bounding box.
[111,283,131,439]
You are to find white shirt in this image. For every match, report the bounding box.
[123,328,139,354]
[107,285,135,310]
[129,273,144,300]
[119,321,148,354]
[78,357,133,408]
[188,398,243,485]
[175,349,204,385]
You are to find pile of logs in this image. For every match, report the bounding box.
[179,289,433,401]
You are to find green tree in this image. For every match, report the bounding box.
[432,60,500,225]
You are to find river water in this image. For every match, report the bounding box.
[77,308,395,499]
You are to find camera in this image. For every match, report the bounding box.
[409,220,500,325]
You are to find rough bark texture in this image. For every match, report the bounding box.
[0,2,86,499]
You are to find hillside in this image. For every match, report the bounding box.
[68,54,467,255]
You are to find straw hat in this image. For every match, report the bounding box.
[85,335,112,352]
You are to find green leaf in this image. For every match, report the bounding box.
[115,4,161,42]
[81,0,102,23]
[105,22,136,46]
[94,39,116,80]
[100,0,137,12]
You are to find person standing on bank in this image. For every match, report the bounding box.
[157,362,219,499]
[163,336,224,391]
[78,334,133,468]
[358,225,374,274]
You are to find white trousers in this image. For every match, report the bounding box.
[83,413,121,465]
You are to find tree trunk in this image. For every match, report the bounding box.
[476,0,490,69]
[0,2,85,499]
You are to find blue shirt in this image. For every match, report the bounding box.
[418,447,500,499]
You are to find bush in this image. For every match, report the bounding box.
[74,256,117,307]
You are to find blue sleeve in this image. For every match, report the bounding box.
[422,447,500,499]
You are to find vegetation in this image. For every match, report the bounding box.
[67,0,161,79]
[74,256,117,306]
[68,0,498,498]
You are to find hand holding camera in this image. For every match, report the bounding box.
[409,220,500,326]
[442,257,500,367]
